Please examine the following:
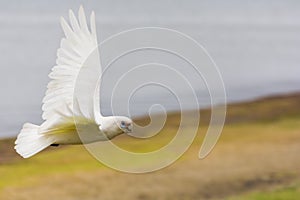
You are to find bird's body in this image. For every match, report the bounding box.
[15,6,133,158]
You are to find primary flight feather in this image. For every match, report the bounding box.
[15,6,133,158]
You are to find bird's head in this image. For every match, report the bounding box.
[99,116,133,139]
[115,116,133,133]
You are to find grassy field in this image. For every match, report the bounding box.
[0,93,300,200]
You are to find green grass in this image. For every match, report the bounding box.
[0,93,300,199]
[1,116,300,198]
[229,183,300,200]
[0,146,104,190]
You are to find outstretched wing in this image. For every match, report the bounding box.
[42,6,102,125]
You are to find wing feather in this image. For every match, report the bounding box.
[69,10,81,33]
[42,6,102,125]
[78,6,90,36]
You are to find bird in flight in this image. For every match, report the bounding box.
[15,6,133,158]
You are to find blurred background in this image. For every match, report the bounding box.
[1,0,300,138]
[0,1,300,200]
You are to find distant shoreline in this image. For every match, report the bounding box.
[1,90,300,164]
[1,91,300,140]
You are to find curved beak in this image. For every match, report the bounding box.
[124,124,133,133]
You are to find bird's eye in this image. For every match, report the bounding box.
[121,121,126,126]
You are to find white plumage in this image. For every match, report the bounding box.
[15,6,133,158]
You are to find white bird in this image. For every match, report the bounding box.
[15,6,133,158]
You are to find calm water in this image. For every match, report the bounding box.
[1,0,300,138]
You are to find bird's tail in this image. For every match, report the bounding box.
[15,123,54,158]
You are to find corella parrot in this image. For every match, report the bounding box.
[15,6,133,158]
